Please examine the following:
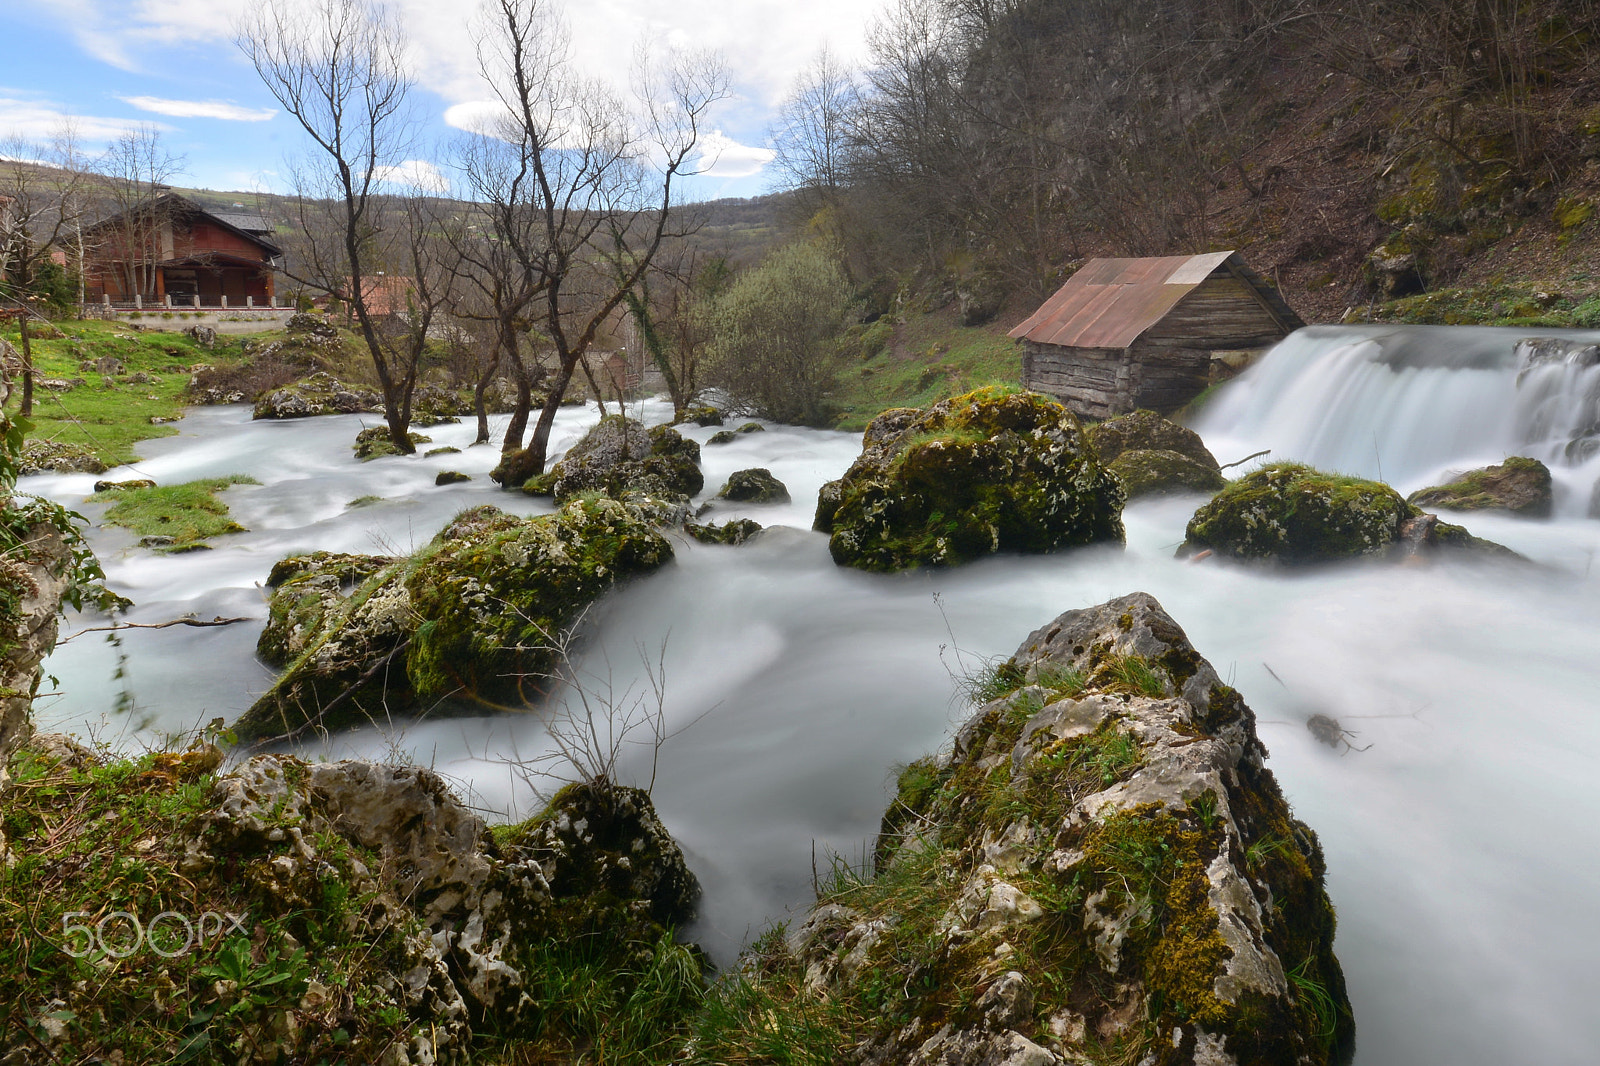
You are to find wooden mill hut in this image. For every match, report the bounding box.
[1009,251,1304,418]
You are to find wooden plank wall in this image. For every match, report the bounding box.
[1024,269,1294,417]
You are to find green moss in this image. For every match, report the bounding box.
[818,388,1125,571]
[1406,456,1552,517]
[92,475,258,547]
[6,320,251,468]
[1110,448,1226,498]
[1183,462,1412,564]
[831,309,1022,432]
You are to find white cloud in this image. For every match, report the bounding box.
[691,131,774,179]
[0,96,165,144]
[121,96,276,121]
[443,100,509,135]
[371,159,450,193]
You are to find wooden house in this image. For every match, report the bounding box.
[83,194,282,306]
[1009,251,1303,418]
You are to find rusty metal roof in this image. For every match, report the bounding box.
[1009,251,1297,349]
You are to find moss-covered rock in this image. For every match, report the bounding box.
[672,404,724,427]
[541,417,704,502]
[237,498,674,740]
[697,593,1353,1066]
[1090,409,1217,467]
[706,429,738,445]
[253,371,380,419]
[715,467,790,504]
[1184,463,1517,564]
[685,518,764,545]
[1089,411,1226,499]
[1183,463,1412,564]
[435,470,472,486]
[814,387,1125,571]
[1,742,703,1064]
[1111,448,1227,498]
[352,426,431,460]
[1406,456,1552,517]
[490,445,542,489]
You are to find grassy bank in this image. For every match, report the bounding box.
[4,320,250,468]
[832,308,1021,431]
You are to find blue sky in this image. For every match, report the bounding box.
[0,0,886,202]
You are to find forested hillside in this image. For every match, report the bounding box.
[770,0,1600,323]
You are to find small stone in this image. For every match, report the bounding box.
[435,471,471,486]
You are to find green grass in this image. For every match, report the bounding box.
[831,308,1021,431]
[5,320,250,468]
[92,475,259,547]
[1348,284,1600,327]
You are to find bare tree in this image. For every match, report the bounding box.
[461,0,727,480]
[240,0,432,453]
[769,47,859,205]
[0,128,93,416]
[89,126,185,305]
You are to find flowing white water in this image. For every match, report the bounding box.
[1196,324,1600,515]
[26,328,1600,1065]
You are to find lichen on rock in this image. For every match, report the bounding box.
[238,497,674,740]
[1406,456,1552,517]
[703,593,1355,1066]
[253,371,381,420]
[2,742,702,1064]
[493,418,704,506]
[814,387,1125,571]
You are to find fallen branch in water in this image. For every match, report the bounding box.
[59,615,253,644]
[1219,448,1271,471]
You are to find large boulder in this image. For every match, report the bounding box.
[1405,456,1552,518]
[253,371,380,419]
[1182,463,1515,564]
[814,387,1125,571]
[504,417,704,501]
[716,467,790,504]
[2,740,701,1064]
[1090,410,1226,498]
[702,593,1354,1066]
[237,498,673,740]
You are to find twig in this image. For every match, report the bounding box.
[1219,448,1271,471]
[57,615,252,644]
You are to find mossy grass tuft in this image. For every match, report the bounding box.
[91,475,259,547]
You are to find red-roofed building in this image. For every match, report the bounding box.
[82,193,283,307]
[1010,252,1303,417]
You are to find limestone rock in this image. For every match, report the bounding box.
[18,439,106,476]
[352,426,430,460]
[1182,462,1516,564]
[814,387,1125,571]
[1111,448,1225,498]
[496,417,704,505]
[0,523,71,793]
[686,518,764,545]
[238,498,673,740]
[254,371,381,420]
[1406,456,1552,518]
[183,324,217,349]
[716,467,790,504]
[759,593,1355,1066]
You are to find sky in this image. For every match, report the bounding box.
[0,0,889,202]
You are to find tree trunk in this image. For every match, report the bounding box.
[502,352,533,452]
[472,347,499,445]
[524,360,580,475]
[18,318,33,418]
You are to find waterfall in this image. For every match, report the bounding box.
[1194,325,1600,516]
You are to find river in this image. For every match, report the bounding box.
[24,326,1600,1065]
